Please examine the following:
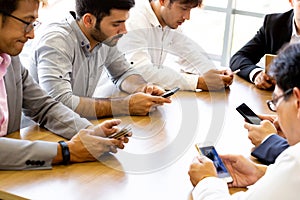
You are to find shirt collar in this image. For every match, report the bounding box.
[144,2,164,29]
[0,53,10,78]
[292,16,300,38]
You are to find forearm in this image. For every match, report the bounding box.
[21,71,91,138]
[75,96,131,118]
[119,74,147,93]
[197,76,207,90]
[52,144,63,164]
[133,63,198,91]
[256,164,267,179]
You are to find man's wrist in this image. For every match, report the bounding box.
[197,76,207,90]
[52,143,63,164]
[250,68,263,82]
[260,133,276,144]
[58,141,70,165]
[110,97,130,116]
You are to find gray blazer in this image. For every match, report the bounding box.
[0,56,92,170]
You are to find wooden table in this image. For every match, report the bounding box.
[0,76,273,200]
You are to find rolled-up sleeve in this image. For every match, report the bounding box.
[33,32,80,110]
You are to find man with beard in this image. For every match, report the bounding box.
[27,0,171,119]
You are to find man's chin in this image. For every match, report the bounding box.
[103,40,118,47]
[7,49,22,57]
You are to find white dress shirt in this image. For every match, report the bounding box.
[118,0,215,91]
[290,17,300,44]
[192,142,300,199]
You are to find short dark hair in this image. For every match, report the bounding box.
[269,43,300,92]
[169,0,202,7]
[149,0,202,8]
[0,0,18,15]
[0,0,46,14]
[75,0,135,22]
[0,0,46,24]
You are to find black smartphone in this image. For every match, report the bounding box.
[236,103,262,125]
[108,125,131,139]
[161,87,180,98]
[195,144,233,183]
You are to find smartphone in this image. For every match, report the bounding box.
[161,87,180,98]
[195,144,233,183]
[265,54,277,74]
[236,103,262,125]
[108,124,132,139]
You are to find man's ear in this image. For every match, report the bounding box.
[159,0,167,6]
[0,14,4,27]
[293,87,300,118]
[82,13,96,28]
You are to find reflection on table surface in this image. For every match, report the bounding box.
[0,76,272,200]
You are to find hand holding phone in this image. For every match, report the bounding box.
[195,144,233,183]
[108,124,132,139]
[161,87,180,98]
[236,103,262,125]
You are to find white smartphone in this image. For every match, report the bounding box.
[195,144,233,183]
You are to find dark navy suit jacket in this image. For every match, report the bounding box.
[230,9,293,82]
[251,134,289,165]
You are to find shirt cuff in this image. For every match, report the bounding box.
[249,68,263,83]
[260,133,276,144]
[181,73,199,91]
[192,177,230,199]
[70,95,80,111]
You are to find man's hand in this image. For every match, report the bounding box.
[126,92,171,115]
[66,119,131,163]
[220,154,266,188]
[257,114,285,138]
[142,83,166,96]
[254,71,275,90]
[188,156,218,187]
[197,69,234,90]
[90,119,121,137]
[244,120,277,147]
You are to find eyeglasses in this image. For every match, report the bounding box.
[2,12,41,33]
[266,88,293,112]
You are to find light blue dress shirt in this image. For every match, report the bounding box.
[28,12,139,110]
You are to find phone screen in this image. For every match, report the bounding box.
[195,145,233,182]
[236,103,262,125]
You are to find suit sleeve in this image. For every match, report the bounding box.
[0,138,57,170]
[229,21,267,82]
[229,10,293,83]
[251,134,289,165]
[0,56,92,170]
[19,60,92,139]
